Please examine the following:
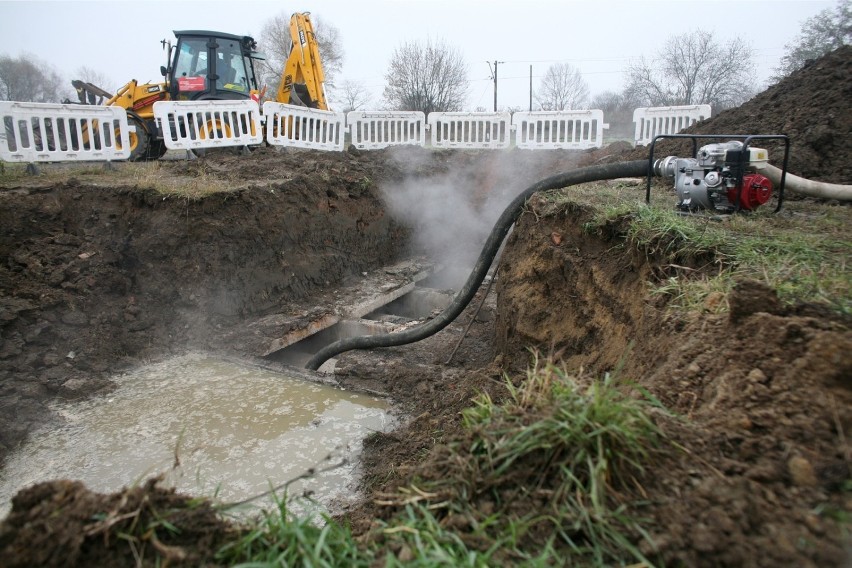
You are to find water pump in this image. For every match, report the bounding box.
[654,141,774,213]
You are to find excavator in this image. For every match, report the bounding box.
[72,12,328,160]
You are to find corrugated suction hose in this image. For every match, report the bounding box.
[304,159,651,371]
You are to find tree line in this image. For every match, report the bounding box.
[2,0,848,126]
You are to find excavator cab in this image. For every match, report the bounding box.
[167,31,263,101]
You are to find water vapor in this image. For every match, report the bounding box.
[380,147,581,288]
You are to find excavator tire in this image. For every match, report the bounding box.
[120,116,150,162]
[150,140,169,159]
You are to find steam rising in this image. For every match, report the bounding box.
[381,147,581,288]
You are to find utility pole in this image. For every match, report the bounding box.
[529,65,533,111]
[487,60,504,112]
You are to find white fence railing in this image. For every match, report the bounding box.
[0,101,131,162]
[428,112,511,149]
[155,100,264,151]
[263,102,346,151]
[632,104,712,146]
[347,111,425,150]
[1,100,721,163]
[512,110,606,149]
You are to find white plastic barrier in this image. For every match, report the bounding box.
[427,112,511,149]
[347,111,425,150]
[264,102,346,151]
[633,104,711,146]
[154,100,263,151]
[512,110,606,149]
[0,101,131,162]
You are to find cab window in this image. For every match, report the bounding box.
[215,39,249,93]
[173,38,209,94]
[174,38,208,78]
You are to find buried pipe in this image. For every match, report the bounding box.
[305,159,650,371]
[756,163,852,202]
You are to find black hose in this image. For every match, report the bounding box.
[305,159,650,371]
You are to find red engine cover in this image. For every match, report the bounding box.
[728,173,773,210]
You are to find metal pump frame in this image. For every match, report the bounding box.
[646,133,791,212]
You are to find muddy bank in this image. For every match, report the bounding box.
[0,147,411,463]
[494,203,851,566]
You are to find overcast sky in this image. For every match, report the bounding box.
[0,0,835,110]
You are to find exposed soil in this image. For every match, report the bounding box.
[1,47,850,566]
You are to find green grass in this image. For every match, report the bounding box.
[456,354,660,565]
[570,186,852,316]
[358,354,663,566]
[216,495,369,567]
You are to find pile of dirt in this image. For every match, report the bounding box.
[624,45,852,183]
[0,477,235,567]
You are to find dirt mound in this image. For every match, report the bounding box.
[627,45,852,183]
[0,477,234,567]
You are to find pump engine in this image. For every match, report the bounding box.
[654,141,774,213]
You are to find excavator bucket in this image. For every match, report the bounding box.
[71,80,114,106]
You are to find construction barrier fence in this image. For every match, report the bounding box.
[0,101,131,162]
[154,100,264,151]
[264,102,346,151]
[632,104,712,146]
[428,112,511,149]
[512,110,606,150]
[347,111,425,150]
[1,101,712,163]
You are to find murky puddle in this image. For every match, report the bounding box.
[0,353,391,518]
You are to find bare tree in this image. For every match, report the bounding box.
[535,62,589,110]
[256,11,344,97]
[772,0,850,81]
[335,79,372,112]
[73,66,114,92]
[590,90,642,140]
[382,38,469,113]
[625,30,755,110]
[0,53,65,102]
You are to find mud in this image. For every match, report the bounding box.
[1,46,851,566]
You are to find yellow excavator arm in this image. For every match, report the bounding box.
[275,12,328,110]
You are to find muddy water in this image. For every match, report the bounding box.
[0,354,391,517]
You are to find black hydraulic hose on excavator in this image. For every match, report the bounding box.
[305,159,651,371]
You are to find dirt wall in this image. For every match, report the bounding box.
[495,201,851,566]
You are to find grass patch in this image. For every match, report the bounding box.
[197,355,664,566]
[568,183,852,316]
[216,495,368,567]
[0,159,238,197]
[373,354,663,565]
